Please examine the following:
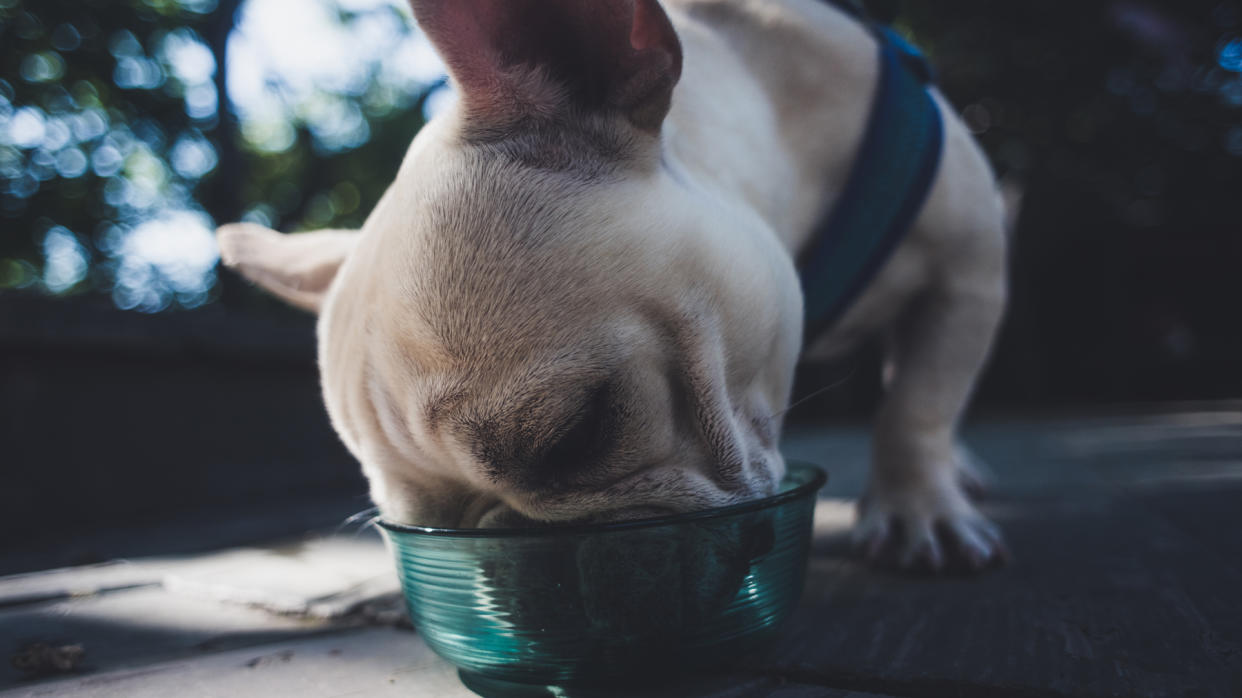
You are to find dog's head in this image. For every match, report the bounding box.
[217,0,803,528]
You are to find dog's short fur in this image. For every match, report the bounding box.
[219,0,1008,571]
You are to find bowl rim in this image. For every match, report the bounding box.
[376,461,826,539]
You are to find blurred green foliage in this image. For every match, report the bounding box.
[0,0,432,310]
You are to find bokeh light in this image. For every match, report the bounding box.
[0,0,449,311]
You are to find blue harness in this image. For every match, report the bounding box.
[798,14,944,343]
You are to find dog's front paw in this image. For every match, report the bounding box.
[851,474,1007,573]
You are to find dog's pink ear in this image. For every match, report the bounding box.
[410,0,682,132]
[216,224,357,313]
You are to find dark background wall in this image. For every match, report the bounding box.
[0,297,364,571]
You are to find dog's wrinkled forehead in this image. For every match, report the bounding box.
[405,152,624,359]
[344,140,681,479]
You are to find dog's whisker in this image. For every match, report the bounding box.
[359,515,383,535]
[334,506,381,536]
[772,366,858,420]
[343,506,380,525]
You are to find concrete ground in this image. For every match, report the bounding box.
[3,406,1241,697]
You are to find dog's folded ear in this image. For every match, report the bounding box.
[216,223,357,313]
[410,0,682,132]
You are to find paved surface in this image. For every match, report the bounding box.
[3,408,1241,697]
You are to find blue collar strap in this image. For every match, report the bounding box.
[797,25,944,343]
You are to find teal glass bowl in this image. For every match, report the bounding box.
[378,462,826,688]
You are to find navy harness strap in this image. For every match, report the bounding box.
[797,25,944,344]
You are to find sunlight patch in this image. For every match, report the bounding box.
[112,210,219,312]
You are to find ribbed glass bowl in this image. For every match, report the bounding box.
[378,462,826,688]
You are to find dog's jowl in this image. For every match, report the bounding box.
[218,0,1008,573]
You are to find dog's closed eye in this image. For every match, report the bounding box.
[468,380,622,492]
[537,381,619,487]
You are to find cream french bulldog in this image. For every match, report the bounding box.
[217,0,1008,572]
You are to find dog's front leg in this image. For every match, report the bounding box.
[853,265,1007,572]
